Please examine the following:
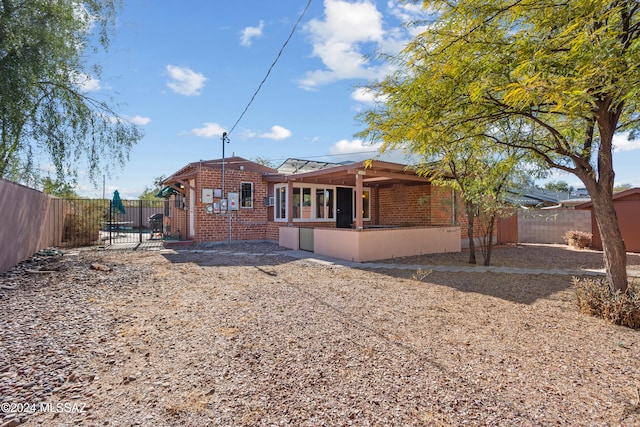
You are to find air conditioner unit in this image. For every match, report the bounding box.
[263,196,275,207]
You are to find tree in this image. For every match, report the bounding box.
[614,183,633,193]
[544,181,574,193]
[252,156,276,168]
[139,175,166,200]
[0,0,142,186]
[41,176,79,198]
[359,1,639,293]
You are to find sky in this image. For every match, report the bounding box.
[70,0,640,199]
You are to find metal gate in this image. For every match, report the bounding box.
[50,198,173,249]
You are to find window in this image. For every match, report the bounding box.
[174,192,183,208]
[293,187,313,219]
[316,188,334,219]
[275,186,287,220]
[274,184,361,222]
[240,182,253,208]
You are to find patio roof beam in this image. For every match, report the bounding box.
[350,169,430,183]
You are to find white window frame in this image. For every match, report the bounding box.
[275,186,287,221]
[274,183,369,223]
[240,182,253,208]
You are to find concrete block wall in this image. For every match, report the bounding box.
[518,208,592,244]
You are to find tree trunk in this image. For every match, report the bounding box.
[590,191,628,294]
[482,213,496,266]
[465,201,476,264]
[584,101,629,294]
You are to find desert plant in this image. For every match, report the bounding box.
[564,230,592,249]
[574,277,640,329]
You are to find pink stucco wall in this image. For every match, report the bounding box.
[280,226,461,263]
[279,226,299,250]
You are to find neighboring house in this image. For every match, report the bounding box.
[504,187,589,208]
[576,187,640,253]
[160,156,472,262]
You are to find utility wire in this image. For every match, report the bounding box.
[227,0,312,136]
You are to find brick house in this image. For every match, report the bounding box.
[161,156,492,261]
[160,157,276,242]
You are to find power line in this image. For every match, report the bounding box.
[227,0,313,136]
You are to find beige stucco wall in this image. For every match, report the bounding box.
[279,226,299,250]
[0,179,60,273]
[311,226,461,263]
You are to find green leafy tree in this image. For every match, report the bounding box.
[0,0,142,186]
[544,181,574,193]
[359,0,640,293]
[41,176,79,198]
[139,175,166,200]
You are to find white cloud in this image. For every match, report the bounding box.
[128,115,151,126]
[166,65,207,96]
[240,20,265,47]
[259,125,292,140]
[351,87,387,104]
[613,132,640,152]
[192,122,226,138]
[72,72,101,92]
[298,0,436,90]
[299,0,384,90]
[329,138,382,156]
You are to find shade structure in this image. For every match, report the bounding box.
[112,190,126,215]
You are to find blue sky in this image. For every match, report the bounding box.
[73,0,640,198]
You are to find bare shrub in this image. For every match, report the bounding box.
[574,277,640,329]
[564,230,592,249]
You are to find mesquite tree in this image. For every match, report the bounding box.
[358,0,640,293]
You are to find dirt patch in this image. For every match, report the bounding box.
[1,243,639,426]
[379,242,640,272]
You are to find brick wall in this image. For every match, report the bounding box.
[166,165,272,242]
[377,184,434,226]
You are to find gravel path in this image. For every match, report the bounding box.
[1,243,639,426]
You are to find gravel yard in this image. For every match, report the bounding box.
[1,243,639,426]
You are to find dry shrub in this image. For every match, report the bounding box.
[564,230,593,249]
[574,277,640,329]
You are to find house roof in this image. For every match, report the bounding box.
[163,156,277,185]
[504,187,586,207]
[575,187,640,209]
[263,159,433,187]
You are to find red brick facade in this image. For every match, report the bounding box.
[164,158,489,243]
[165,159,273,242]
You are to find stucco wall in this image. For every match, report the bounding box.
[0,179,61,273]
[309,226,461,263]
[518,208,592,244]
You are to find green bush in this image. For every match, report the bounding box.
[574,277,640,329]
[564,230,592,249]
